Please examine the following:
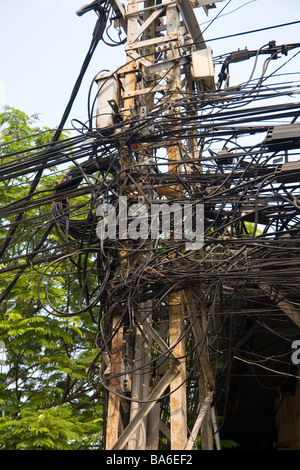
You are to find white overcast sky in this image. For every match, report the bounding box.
[0,0,300,130]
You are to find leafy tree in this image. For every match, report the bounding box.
[0,106,104,450]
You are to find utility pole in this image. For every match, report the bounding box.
[95,0,223,450]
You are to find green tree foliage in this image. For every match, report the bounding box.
[0,106,104,450]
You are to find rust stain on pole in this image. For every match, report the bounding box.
[169,290,187,449]
[105,315,123,449]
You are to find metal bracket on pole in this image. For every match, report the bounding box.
[176,0,207,50]
[108,0,127,32]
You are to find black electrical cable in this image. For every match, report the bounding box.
[199,20,300,47]
[1,29,300,427]
[0,5,108,299]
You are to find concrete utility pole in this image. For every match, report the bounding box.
[96,0,224,450]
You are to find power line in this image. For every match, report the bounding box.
[203,19,300,46]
